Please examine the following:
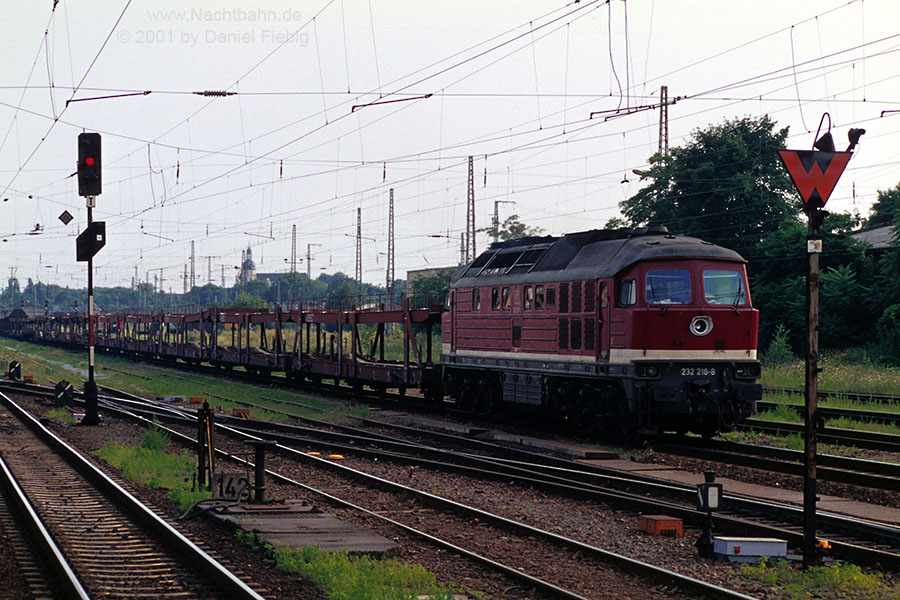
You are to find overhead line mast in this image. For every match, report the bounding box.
[355,207,363,296]
[291,224,297,273]
[387,189,395,297]
[466,156,475,262]
[659,85,669,157]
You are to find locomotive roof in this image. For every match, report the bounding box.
[449,227,745,287]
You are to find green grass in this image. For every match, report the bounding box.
[751,400,803,424]
[721,428,898,461]
[763,355,900,396]
[45,407,76,424]
[739,559,900,600]
[826,417,900,436]
[236,531,461,600]
[94,422,209,510]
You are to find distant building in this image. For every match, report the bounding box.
[851,224,893,253]
[236,247,257,285]
[256,273,284,284]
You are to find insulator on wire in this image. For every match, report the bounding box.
[193,90,236,97]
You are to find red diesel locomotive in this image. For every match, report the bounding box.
[441,227,761,436]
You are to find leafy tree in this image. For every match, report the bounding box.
[265,272,327,305]
[409,268,456,305]
[865,183,900,229]
[620,115,796,260]
[232,291,263,308]
[751,212,873,349]
[242,279,270,299]
[603,217,627,230]
[479,214,544,242]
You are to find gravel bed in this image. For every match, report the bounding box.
[0,498,34,600]
[634,449,900,509]
[11,393,900,600]
[265,443,780,599]
[195,421,709,600]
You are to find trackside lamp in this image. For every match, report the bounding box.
[696,471,722,558]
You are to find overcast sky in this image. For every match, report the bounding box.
[1,0,898,292]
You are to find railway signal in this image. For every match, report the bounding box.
[77,132,102,197]
[76,132,104,426]
[779,113,863,568]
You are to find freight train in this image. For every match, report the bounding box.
[1,227,761,437]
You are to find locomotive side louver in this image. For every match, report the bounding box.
[584,318,595,350]
[558,318,569,349]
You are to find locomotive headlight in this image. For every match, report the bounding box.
[689,316,713,337]
[635,365,659,378]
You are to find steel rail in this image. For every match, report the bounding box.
[0,453,90,600]
[758,400,900,425]
[36,381,900,569]
[741,419,900,452]
[0,390,268,600]
[764,386,900,405]
[85,394,759,600]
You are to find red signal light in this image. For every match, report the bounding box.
[85,157,95,166]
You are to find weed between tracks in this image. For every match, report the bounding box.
[739,559,900,600]
[94,421,209,510]
[235,530,463,600]
[722,428,900,463]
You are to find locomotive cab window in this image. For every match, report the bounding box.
[617,280,636,306]
[502,287,511,310]
[535,285,545,309]
[645,269,691,304]
[491,288,500,310]
[703,270,747,305]
[473,289,481,311]
[524,286,533,310]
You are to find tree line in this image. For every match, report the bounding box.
[0,270,455,315]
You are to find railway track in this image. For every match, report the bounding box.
[757,400,900,426]
[67,383,900,572]
[763,386,900,405]
[648,435,900,491]
[9,371,900,589]
[0,390,267,600]
[741,418,900,453]
[17,382,759,600]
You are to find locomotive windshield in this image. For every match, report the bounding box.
[645,269,691,304]
[703,269,747,305]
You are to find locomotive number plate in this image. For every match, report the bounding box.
[681,367,716,377]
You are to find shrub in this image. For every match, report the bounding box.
[764,324,794,365]
[142,420,171,452]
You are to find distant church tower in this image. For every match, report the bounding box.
[237,246,257,285]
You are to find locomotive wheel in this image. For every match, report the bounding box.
[616,397,637,436]
[458,375,478,412]
[476,375,500,415]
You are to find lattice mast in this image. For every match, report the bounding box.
[465,155,475,262]
[291,224,297,273]
[355,207,362,296]
[658,85,669,157]
[190,240,197,290]
[386,189,395,296]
